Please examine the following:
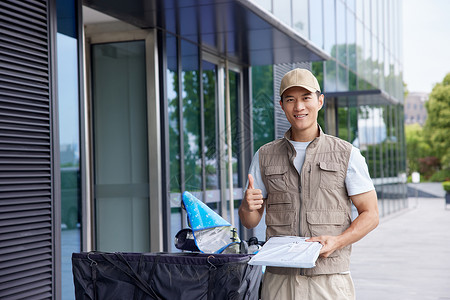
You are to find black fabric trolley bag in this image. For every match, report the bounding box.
[72,252,262,300]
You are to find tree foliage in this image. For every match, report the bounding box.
[423,73,450,168]
[405,123,431,174]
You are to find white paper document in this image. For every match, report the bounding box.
[248,236,322,268]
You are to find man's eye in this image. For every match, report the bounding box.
[286,98,294,102]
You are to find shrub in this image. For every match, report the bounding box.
[429,169,450,182]
[418,156,441,179]
[442,181,450,192]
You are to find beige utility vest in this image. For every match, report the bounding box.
[259,127,353,276]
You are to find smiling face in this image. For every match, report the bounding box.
[280,86,324,142]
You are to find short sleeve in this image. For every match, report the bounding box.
[345,147,375,196]
[243,150,268,199]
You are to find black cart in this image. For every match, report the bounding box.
[72,252,262,300]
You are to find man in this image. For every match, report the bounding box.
[239,68,379,299]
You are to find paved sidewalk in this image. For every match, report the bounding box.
[351,197,450,300]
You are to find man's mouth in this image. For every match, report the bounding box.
[294,114,307,119]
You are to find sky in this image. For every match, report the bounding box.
[402,0,450,93]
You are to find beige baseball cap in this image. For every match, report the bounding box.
[279,68,321,97]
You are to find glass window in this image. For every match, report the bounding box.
[390,1,395,61]
[273,0,292,27]
[372,35,379,87]
[364,27,372,84]
[378,0,384,42]
[58,31,81,300]
[167,34,181,194]
[356,20,364,76]
[56,0,80,297]
[323,0,336,56]
[252,65,274,151]
[349,70,357,91]
[166,34,181,250]
[364,0,371,26]
[347,11,357,71]
[309,0,324,49]
[325,60,337,91]
[203,61,218,192]
[293,0,309,38]
[179,6,198,41]
[348,98,358,145]
[254,0,272,12]
[181,40,202,192]
[225,69,244,227]
[226,70,242,190]
[382,106,391,180]
[312,61,326,129]
[356,0,363,21]
[336,0,346,64]
[199,5,216,49]
[338,103,349,141]
[347,0,356,13]
[371,0,378,37]
[92,41,150,252]
[337,64,348,91]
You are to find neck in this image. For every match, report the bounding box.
[290,125,320,142]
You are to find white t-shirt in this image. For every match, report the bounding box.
[244,140,375,198]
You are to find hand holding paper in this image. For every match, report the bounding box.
[248,236,322,268]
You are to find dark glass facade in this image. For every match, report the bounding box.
[56,0,81,298]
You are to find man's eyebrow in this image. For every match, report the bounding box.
[284,92,313,98]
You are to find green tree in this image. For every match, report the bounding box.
[423,73,450,168]
[405,123,431,174]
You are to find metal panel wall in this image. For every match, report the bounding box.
[0,0,59,299]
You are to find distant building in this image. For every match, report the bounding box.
[404,92,429,125]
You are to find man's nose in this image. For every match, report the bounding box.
[294,100,305,110]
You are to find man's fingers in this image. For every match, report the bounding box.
[248,174,254,189]
[246,188,262,196]
[248,199,264,210]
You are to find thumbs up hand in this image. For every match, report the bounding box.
[242,174,264,212]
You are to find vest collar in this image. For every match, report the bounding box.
[283,125,324,148]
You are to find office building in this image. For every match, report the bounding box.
[404,92,428,125]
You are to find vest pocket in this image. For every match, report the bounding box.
[306,210,347,257]
[266,193,293,211]
[264,165,288,192]
[318,161,340,189]
[265,211,295,238]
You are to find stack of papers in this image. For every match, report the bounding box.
[248,236,322,268]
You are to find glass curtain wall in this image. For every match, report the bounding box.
[166,33,244,250]
[252,0,406,218]
[56,0,81,298]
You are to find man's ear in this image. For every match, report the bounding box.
[318,94,324,110]
[279,99,284,111]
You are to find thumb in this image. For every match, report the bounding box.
[248,174,254,189]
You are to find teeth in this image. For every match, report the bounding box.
[294,114,307,118]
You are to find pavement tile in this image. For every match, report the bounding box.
[351,197,450,300]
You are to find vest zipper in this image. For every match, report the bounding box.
[298,164,305,276]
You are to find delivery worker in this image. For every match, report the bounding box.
[238,68,379,299]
